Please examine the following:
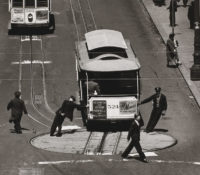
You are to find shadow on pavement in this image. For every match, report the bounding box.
[153,128,168,132]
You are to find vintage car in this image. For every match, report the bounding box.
[75,29,141,131]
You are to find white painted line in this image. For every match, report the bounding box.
[21,35,41,42]
[102,153,112,155]
[194,162,200,165]
[38,159,200,166]
[28,114,49,128]
[84,152,157,156]
[12,60,52,65]
[60,125,81,131]
[129,152,158,157]
[151,160,200,166]
[38,160,95,165]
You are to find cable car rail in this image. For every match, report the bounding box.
[83,132,123,155]
[69,0,97,43]
[18,35,53,128]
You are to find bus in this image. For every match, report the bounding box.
[75,29,141,131]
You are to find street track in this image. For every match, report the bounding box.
[18,35,55,129]
[82,132,123,155]
[69,0,124,155]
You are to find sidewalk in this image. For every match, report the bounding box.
[142,0,200,107]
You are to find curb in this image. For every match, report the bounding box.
[141,0,200,108]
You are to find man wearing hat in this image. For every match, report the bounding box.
[121,114,148,163]
[138,87,167,133]
[166,33,181,67]
[50,96,82,137]
[7,91,28,134]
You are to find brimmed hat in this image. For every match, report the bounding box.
[14,91,21,98]
[155,87,161,92]
[69,96,76,102]
[169,33,174,38]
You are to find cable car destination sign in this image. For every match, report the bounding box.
[89,96,137,119]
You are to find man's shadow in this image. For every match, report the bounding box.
[153,0,166,7]
[10,127,30,133]
[167,64,179,68]
[153,128,168,132]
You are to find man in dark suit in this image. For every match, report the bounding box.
[121,114,147,163]
[50,96,81,137]
[7,91,28,134]
[187,1,194,29]
[167,0,180,26]
[139,87,167,133]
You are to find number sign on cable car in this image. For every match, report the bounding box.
[89,97,137,119]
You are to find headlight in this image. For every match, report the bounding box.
[36,11,48,20]
[28,13,33,22]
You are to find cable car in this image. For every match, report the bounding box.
[75,29,141,131]
[8,0,54,31]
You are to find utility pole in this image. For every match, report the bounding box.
[190,0,200,80]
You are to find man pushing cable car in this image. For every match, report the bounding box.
[50,96,82,137]
[138,87,167,133]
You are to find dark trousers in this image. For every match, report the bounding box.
[146,108,162,132]
[189,20,194,29]
[122,139,146,159]
[13,118,21,132]
[50,114,65,135]
[12,115,22,132]
[169,12,176,26]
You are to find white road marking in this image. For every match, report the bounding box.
[61,125,81,131]
[85,152,158,156]
[129,152,158,157]
[21,35,41,42]
[38,158,200,166]
[28,114,49,128]
[151,160,200,165]
[12,60,52,65]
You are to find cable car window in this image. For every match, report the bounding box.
[13,0,23,7]
[88,47,128,59]
[87,71,138,95]
[37,0,48,7]
[25,0,35,7]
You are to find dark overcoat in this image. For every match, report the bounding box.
[7,97,28,120]
[56,100,81,121]
[141,93,167,111]
[127,118,144,141]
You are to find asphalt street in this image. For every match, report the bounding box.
[0,0,200,175]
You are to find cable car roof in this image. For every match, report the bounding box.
[80,54,140,72]
[85,29,128,51]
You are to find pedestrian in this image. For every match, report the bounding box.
[7,91,28,134]
[167,0,179,26]
[121,114,148,163]
[166,33,181,66]
[50,96,81,137]
[139,87,167,133]
[188,1,195,29]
